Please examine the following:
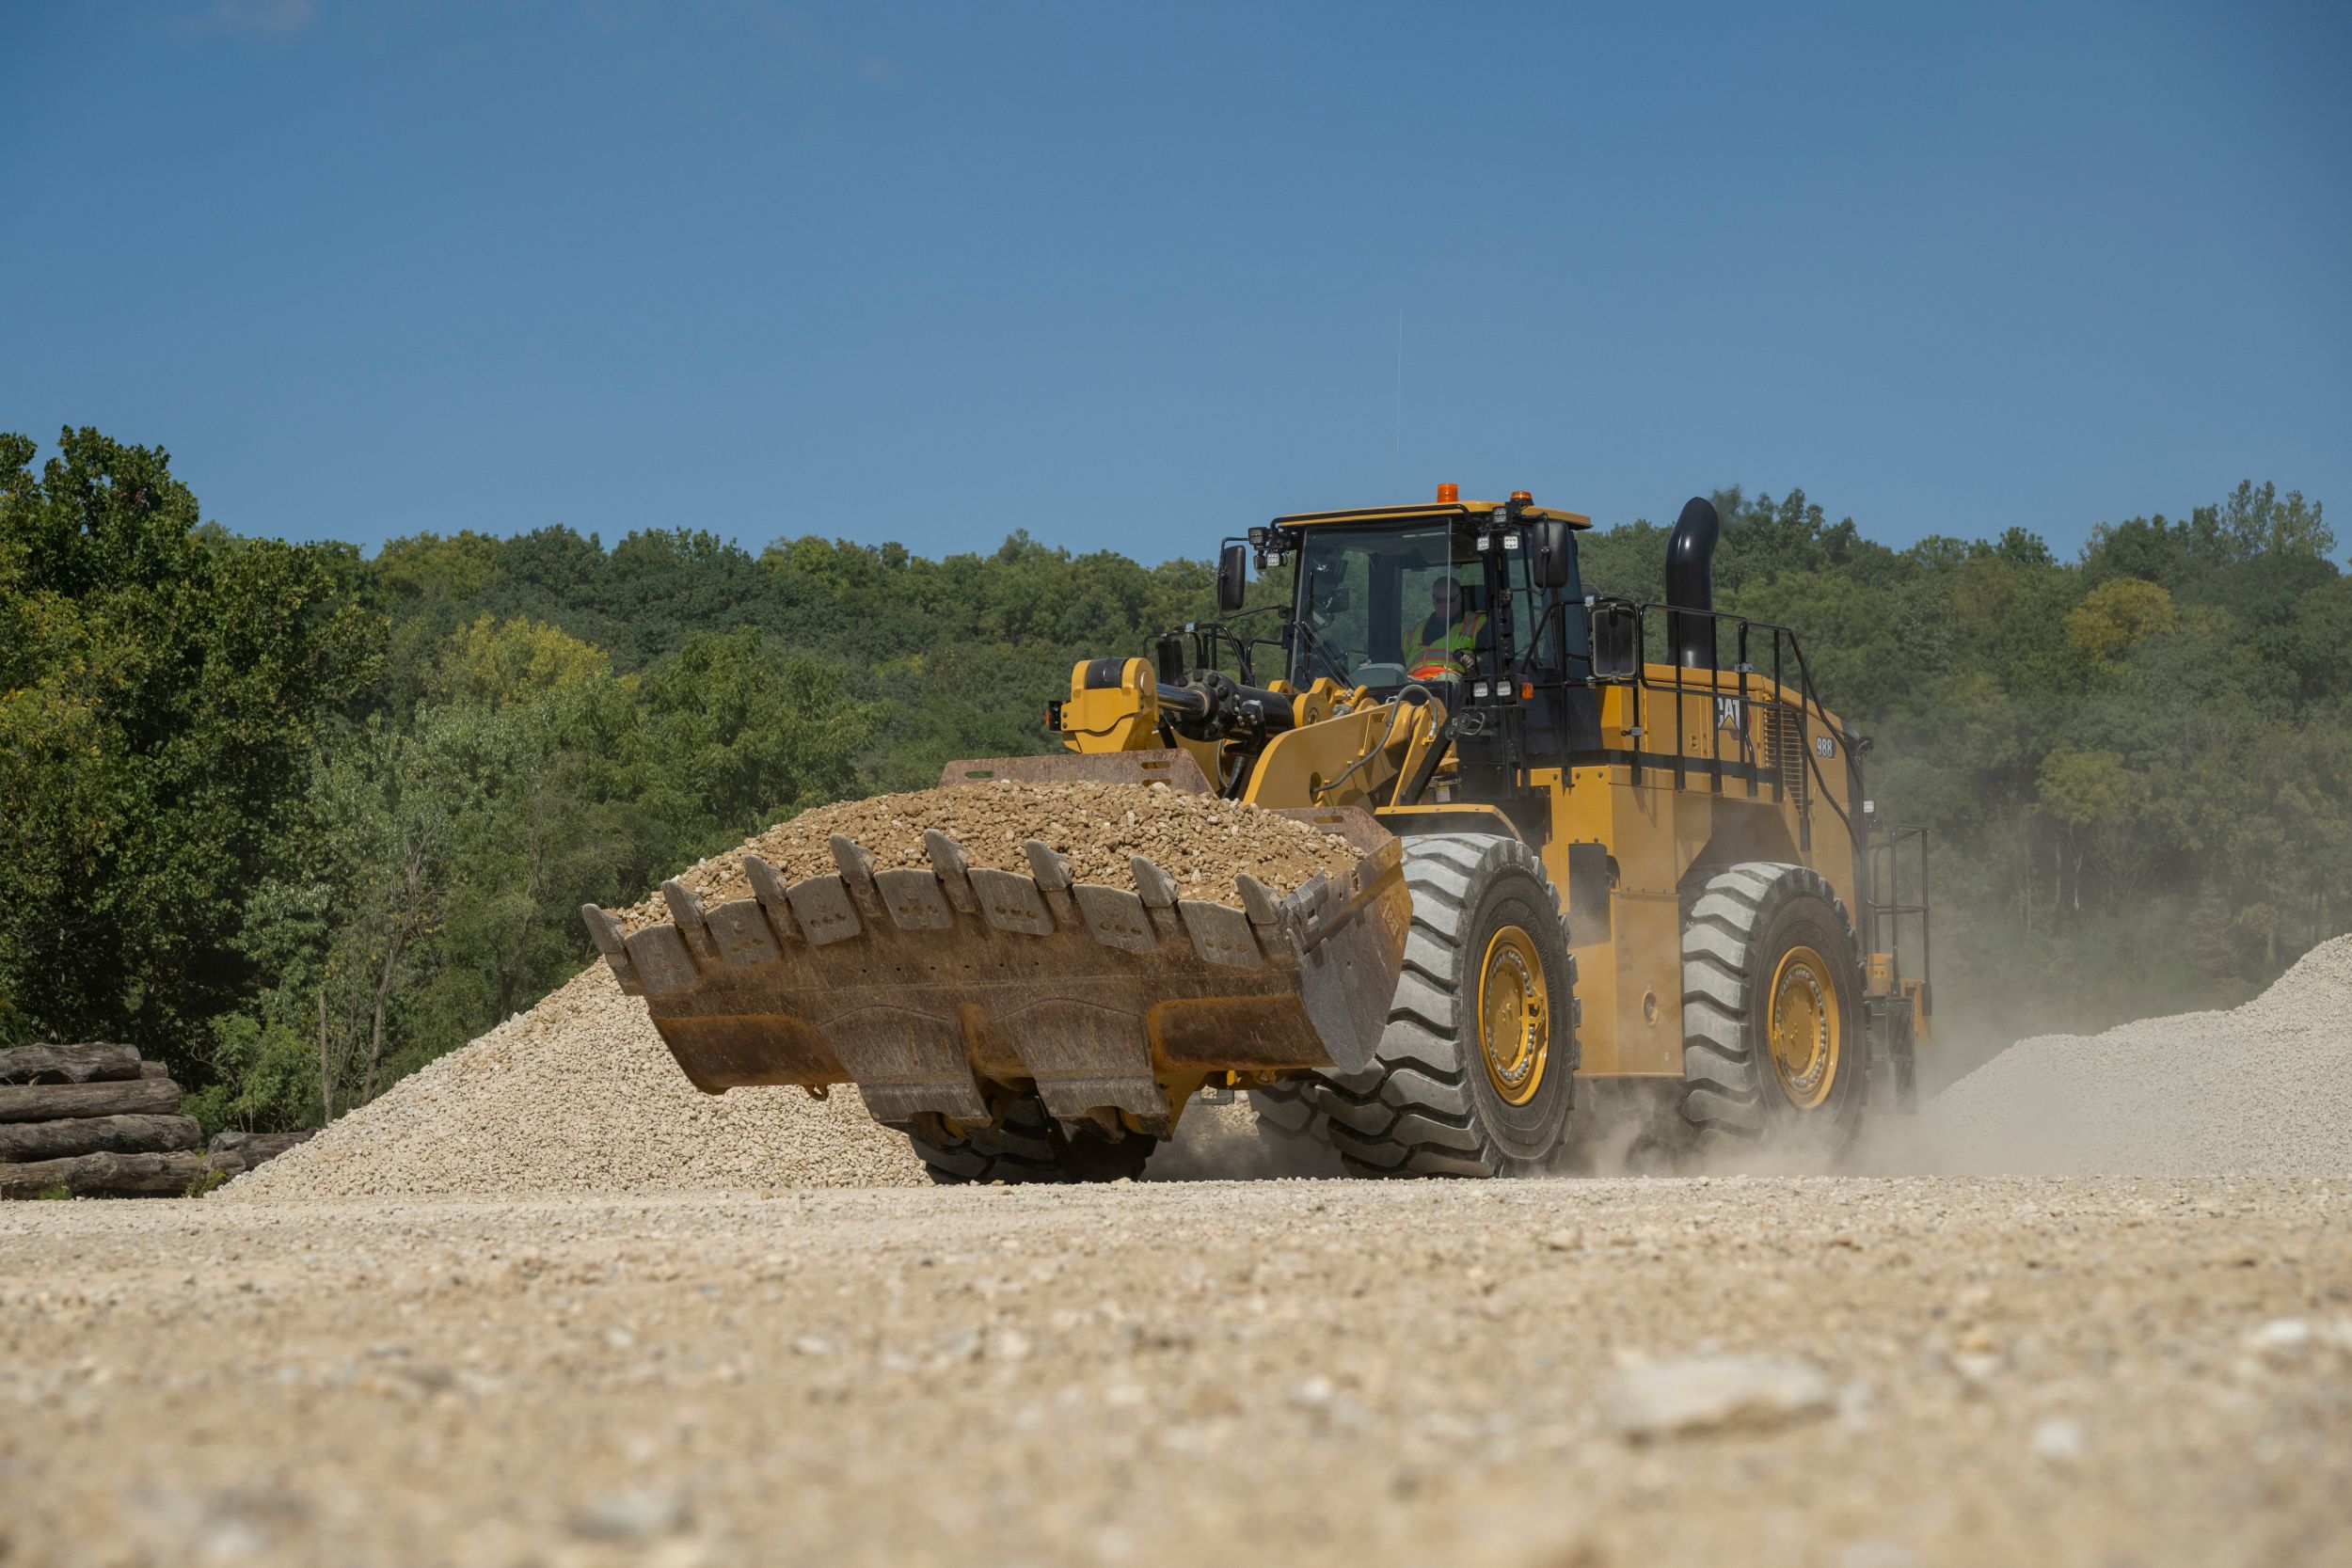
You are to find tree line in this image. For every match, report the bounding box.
[4,427,2343,1129]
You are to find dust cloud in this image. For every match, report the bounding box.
[1145,1095,1343,1180]
[1153,934,2352,1182]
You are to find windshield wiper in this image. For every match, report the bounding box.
[1284,613,1355,685]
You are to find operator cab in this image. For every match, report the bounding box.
[1251,486,1604,775]
[1286,519,1494,689]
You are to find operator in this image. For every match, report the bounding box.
[1404,576,1486,681]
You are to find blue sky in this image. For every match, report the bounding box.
[5,1,2345,562]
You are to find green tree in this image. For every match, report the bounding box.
[0,429,379,1069]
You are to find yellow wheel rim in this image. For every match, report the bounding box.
[1476,925,1549,1107]
[1765,943,1841,1109]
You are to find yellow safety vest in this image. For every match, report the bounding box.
[1406,611,1485,681]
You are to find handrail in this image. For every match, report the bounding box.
[1869,823,1933,1000]
[1573,596,1929,993]
[1575,597,1863,851]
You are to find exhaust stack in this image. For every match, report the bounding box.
[1664,496,1721,669]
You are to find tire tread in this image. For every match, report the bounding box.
[1290,833,1578,1178]
[1677,861,1866,1154]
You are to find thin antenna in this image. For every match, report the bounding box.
[1392,309,1405,498]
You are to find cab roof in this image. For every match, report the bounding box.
[1272,500,1594,531]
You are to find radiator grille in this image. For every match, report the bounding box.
[1763,706,1810,803]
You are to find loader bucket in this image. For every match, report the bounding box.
[933,746,1213,794]
[580,804,1409,1137]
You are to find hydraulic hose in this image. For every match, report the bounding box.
[1312,685,1436,803]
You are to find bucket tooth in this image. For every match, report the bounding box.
[661,879,719,962]
[1128,855,1187,943]
[922,830,979,913]
[705,897,782,967]
[1180,898,1263,970]
[580,904,644,993]
[967,867,1055,936]
[1129,856,1179,908]
[660,878,703,928]
[875,866,954,930]
[784,873,861,945]
[1072,884,1154,952]
[1023,840,1080,925]
[829,833,878,885]
[741,854,802,943]
[922,829,970,877]
[828,835,885,918]
[1233,873,1286,931]
[623,923,699,994]
[1022,839,1072,892]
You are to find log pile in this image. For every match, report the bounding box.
[205,1128,316,1174]
[0,1044,311,1198]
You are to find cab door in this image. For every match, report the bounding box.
[1508,537,1600,764]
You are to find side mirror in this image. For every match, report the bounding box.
[1534,521,1573,588]
[1590,603,1640,680]
[1216,542,1248,614]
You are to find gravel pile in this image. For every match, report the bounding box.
[219,963,927,1202]
[1922,934,2352,1176]
[617,780,1361,931]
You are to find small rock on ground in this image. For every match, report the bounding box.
[1605,1353,1835,1440]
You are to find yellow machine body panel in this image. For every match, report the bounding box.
[1559,664,1861,1077]
[1057,654,1871,1088]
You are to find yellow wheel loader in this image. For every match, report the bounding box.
[584,487,1932,1179]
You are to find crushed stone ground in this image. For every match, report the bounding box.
[38,886,2352,1565]
[1917,935,2352,1176]
[615,779,1361,932]
[7,1180,2347,1567]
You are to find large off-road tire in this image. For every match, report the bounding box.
[1246,1080,1326,1145]
[1679,862,1867,1157]
[907,1098,1155,1184]
[1297,833,1579,1178]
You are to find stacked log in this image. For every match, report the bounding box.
[0,1077,185,1121]
[0,1114,201,1162]
[0,1043,202,1197]
[0,1043,143,1084]
[0,1151,212,1199]
[1,1044,319,1197]
[1,1043,201,1196]
[205,1128,316,1176]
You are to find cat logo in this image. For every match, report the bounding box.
[1714,696,1745,731]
